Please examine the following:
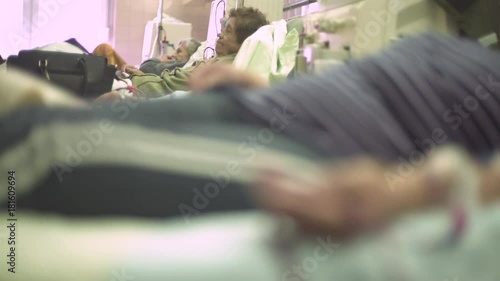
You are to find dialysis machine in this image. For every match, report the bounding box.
[299,0,484,73]
[141,14,192,61]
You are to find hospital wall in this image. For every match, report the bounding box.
[114,0,212,66]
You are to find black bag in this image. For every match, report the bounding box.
[7,50,116,98]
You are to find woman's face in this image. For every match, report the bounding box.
[172,43,190,63]
[216,17,241,57]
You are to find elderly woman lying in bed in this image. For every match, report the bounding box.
[92,38,201,76]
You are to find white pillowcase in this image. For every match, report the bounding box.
[233,20,299,83]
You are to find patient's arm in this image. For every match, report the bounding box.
[93,91,123,103]
[160,54,175,63]
[189,64,268,91]
[253,148,500,238]
[123,65,145,76]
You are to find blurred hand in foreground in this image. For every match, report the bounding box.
[93,91,139,103]
[253,150,500,238]
[189,64,268,92]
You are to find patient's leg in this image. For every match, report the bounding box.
[92,43,127,70]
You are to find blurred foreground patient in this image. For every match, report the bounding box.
[1,33,500,239]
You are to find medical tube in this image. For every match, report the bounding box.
[295,49,307,75]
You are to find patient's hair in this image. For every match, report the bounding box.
[179,38,202,58]
[228,7,269,44]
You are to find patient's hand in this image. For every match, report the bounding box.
[123,65,144,76]
[253,158,445,238]
[253,147,500,238]
[189,64,268,92]
[160,54,175,63]
[254,159,399,238]
[94,91,137,103]
[94,91,123,103]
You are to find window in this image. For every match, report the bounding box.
[0,0,25,56]
[0,0,112,56]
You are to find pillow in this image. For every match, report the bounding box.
[233,20,299,83]
[183,41,209,69]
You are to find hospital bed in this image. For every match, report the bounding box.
[112,17,303,97]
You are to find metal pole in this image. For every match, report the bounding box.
[157,0,164,56]
[23,0,38,48]
[159,0,164,25]
[283,0,316,12]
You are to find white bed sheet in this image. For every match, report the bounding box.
[2,204,500,281]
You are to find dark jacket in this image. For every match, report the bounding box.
[139,59,187,76]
